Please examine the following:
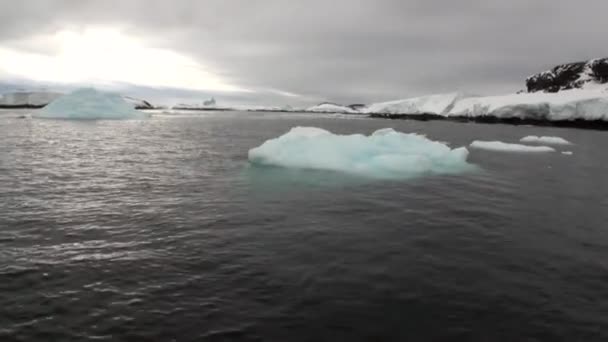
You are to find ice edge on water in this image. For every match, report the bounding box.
[470,140,556,153]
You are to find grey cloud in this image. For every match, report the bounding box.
[1,0,607,105]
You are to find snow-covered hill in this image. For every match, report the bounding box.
[526,58,608,93]
[361,93,464,115]
[305,103,358,114]
[447,88,608,121]
[363,58,608,126]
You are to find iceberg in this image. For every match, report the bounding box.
[248,127,472,179]
[33,88,149,120]
[470,141,555,153]
[520,136,572,145]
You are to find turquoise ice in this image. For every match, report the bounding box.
[248,127,472,179]
[33,88,148,120]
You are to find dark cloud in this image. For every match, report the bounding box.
[1,0,607,105]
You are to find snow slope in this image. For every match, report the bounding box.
[300,88,608,123]
[248,127,472,179]
[447,89,608,121]
[306,103,358,114]
[362,92,464,115]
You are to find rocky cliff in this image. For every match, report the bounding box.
[526,58,608,93]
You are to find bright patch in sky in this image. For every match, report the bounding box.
[0,28,245,92]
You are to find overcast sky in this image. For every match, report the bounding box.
[0,0,606,105]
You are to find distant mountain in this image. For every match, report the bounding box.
[526,58,608,93]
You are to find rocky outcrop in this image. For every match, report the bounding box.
[526,58,608,93]
[123,96,154,109]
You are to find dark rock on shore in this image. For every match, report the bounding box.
[369,112,608,130]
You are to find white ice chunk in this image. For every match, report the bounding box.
[561,151,574,155]
[248,127,472,179]
[33,88,149,120]
[470,140,555,153]
[520,135,572,145]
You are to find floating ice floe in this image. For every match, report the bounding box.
[33,88,149,120]
[248,127,473,179]
[520,135,572,145]
[470,140,555,153]
[561,151,574,155]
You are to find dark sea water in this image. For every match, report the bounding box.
[1,110,608,341]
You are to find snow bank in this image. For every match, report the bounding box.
[0,91,62,107]
[470,141,555,153]
[362,92,463,115]
[520,136,572,145]
[306,103,358,114]
[248,127,472,179]
[231,104,287,111]
[448,89,608,121]
[33,88,148,120]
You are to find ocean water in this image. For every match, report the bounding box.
[1,110,607,341]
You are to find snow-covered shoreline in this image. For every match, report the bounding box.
[3,57,608,128]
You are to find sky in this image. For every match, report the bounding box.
[0,0,606,106]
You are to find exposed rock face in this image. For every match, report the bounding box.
[347,104,366,110]
[123,96,154,109]
[526,58,608,93]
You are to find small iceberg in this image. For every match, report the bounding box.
[520,135,572,145]
[33,88,149,120]
[470,140,555,153]
[248,127,472,179]
[561,151,574,155]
